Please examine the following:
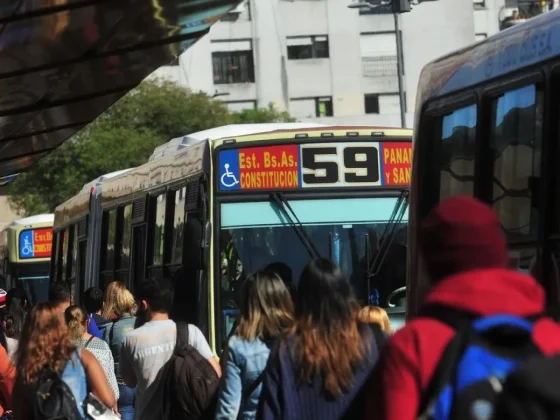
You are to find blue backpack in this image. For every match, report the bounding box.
[417,305,544,420]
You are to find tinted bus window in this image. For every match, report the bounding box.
[62,230,69,280]
[120,205,132,270]
[70,226,78,279]
[104,210,117,271]
[152,194,166,266]
[491,85,542,240]
[172,187,186,264]
[439,104,477,200]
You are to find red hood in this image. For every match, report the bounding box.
[423,268,545,316]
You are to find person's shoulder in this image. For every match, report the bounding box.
[92,336,111,350]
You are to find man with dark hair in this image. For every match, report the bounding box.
[120,278,220,419]
[48,282,71,312]
[84,287,107,339]
[265,261,294,298]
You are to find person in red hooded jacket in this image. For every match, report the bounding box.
[365,195,560,420]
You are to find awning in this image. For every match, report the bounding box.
[0,0,241,185]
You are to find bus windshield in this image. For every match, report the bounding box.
[15,263,50,305]
[218,196,408,335]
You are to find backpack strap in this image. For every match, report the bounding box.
[109,321,115,343]
[175,321,190,351]
[417,305,479,418]
[84,336,94,349]
[241,337,275,401]
[242,370,266,401]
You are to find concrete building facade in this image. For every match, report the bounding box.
[152,0,539,127]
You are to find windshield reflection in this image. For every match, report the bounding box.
[218,197,408,343]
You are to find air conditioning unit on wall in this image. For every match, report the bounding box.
[229,1,246,15]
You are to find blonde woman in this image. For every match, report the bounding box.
[358,305,393,334]
[102,281,137,420]
[64,305,119,402]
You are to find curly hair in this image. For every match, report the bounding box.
[64,305,88,342]
[16,302,75,385]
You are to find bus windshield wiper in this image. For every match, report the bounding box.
[270,192,321,259]
[366,189,409,299]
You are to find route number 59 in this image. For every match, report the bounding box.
[300,143,380,186]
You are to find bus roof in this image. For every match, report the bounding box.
[0,0,243,187]
[417,8,560,104]
[149,123,327,161]
[80,169,135,193]
[9,214,54,228]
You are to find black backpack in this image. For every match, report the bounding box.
[492,354,560,420]
[161,322,219,420]
[33,367,82,420]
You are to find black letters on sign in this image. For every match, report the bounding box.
[302,147,339,184]
[301,145,380,185]
[343,147,379,183]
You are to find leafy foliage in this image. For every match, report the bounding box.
[8,79,294,215]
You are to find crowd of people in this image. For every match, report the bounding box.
[0,195,557,419]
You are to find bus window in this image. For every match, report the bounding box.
[100,210,118,289]
[53,232,61,282]
[70,226,78,280]
[152,194,166,266]
[61,230,69,281]
[172,187,186,265]
[439,104,477,200]
[120,205,132,271]
[490,85,542,243]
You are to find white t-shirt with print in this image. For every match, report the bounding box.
[120,319,213,420]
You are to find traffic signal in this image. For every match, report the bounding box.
[392,0,411,13]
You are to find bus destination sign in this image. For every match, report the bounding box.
[218,142,411,191]
[19,228,53,259]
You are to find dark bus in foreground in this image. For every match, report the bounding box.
[409,8,560,316]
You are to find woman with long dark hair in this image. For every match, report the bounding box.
[215,270,294,419]
[257,258,383,420]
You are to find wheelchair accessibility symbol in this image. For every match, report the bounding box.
[221,163,239,188]
[19,230,34,259]
[21,237,33,256]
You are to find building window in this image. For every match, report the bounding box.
[287,36,329,60]
[359,4,393,14]
[473,0,486,9]
[364,94,380,114]
[290,97,333,118]
[212,40,255,84]
[438,105,477,200]
[360,33,398,77]
[226,101,257,112]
